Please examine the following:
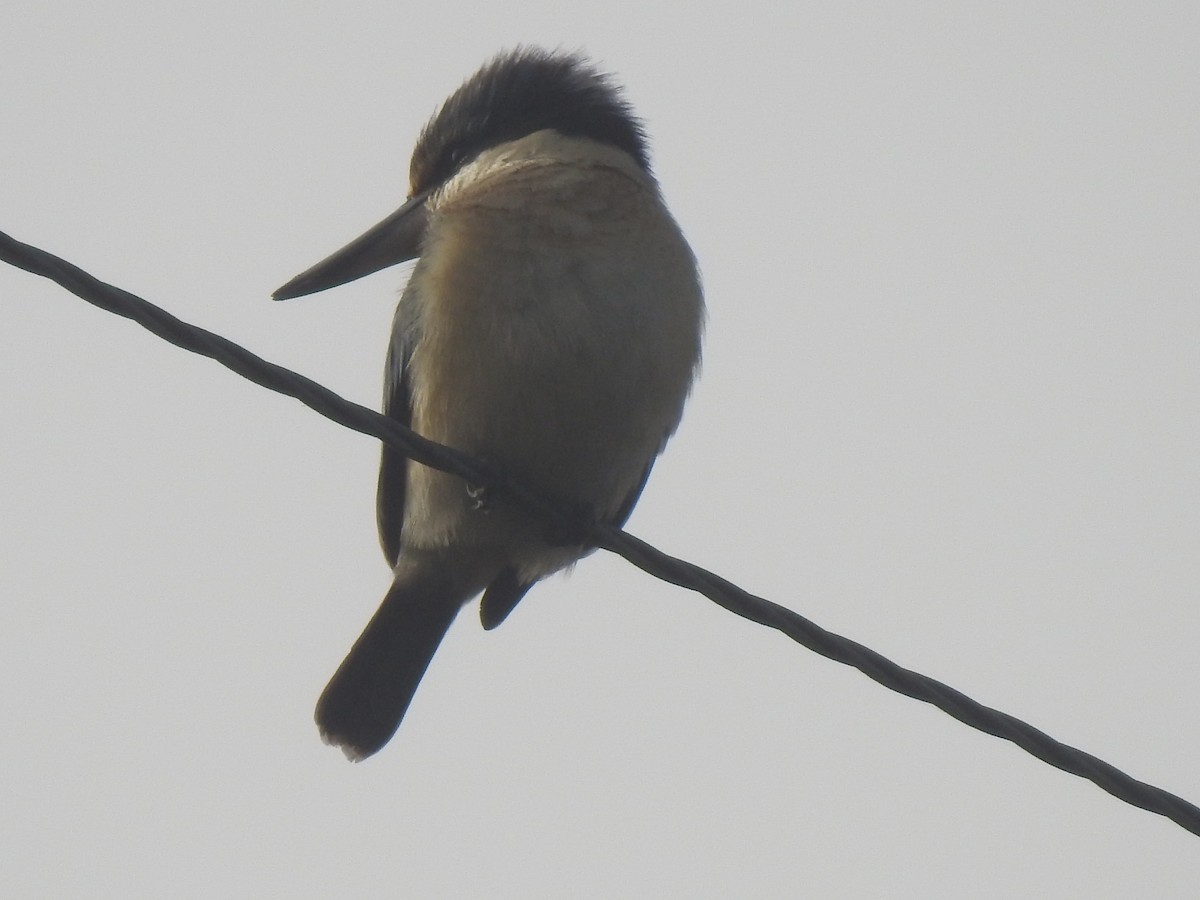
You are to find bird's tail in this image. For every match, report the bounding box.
[316,567,463,761]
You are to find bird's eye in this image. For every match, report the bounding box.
[431,141,476,185]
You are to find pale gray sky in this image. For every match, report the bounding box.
[2,3,1198,897]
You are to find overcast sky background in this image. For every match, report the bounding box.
[2,3,1198,897]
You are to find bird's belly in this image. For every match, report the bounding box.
[396,163,701,567]
[404,271,661,547]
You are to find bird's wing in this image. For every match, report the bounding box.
[479,452,659,630]
[376,301,419,568]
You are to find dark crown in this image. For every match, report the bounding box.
[409,48,650,194]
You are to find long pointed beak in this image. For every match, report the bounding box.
[272,191,430,300]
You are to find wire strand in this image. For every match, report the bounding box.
[3,227,1197,838]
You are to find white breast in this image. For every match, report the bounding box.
[397,131,703,576]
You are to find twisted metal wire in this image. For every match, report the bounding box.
[3,228,1197,838]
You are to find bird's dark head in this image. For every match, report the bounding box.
[408,48,650,196]
[273,48,650,302]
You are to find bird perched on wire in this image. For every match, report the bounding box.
[274,47,704,760]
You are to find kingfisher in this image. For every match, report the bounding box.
[274,48,704,760]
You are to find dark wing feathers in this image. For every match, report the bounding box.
[377,302,419,568]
